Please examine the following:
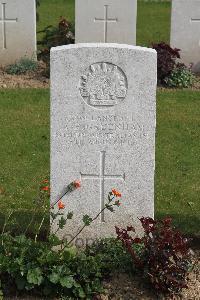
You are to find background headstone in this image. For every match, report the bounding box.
[51,44,157,243]
[0,0,37,66]
[171,0,200,72]
[75,0,137,45]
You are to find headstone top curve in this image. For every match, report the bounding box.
[50,43,157,55]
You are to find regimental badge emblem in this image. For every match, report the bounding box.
[80,62,128,108]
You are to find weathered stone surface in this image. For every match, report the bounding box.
[0,0,36,66]
[51,44,157,244]
[75,0,137,45]
[171,0,200,72]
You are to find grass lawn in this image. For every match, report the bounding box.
[0,89,199,236]
[0,89,50,232]
[37,0,171,45]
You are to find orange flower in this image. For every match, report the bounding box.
[58,200,65,210]
[41,186,50,191]
[112,189,122,198]
[74,180,81,189]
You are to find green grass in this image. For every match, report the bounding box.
[156,90,200,235]
[37,0,171,46]
[0,89,199,236]
[137,1,171,46]
[0,89,50,231]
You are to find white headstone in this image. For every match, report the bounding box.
[51,44,157,243]
[0,0,36,66]
[75,0,137,45]
[171,0,200,72]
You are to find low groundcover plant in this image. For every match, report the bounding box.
[5,57,38,75]
[0,181,123,298]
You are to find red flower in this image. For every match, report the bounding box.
[58,200,65,210]
[74,180,81,189]
[41,186,49,191]
[112,189,122,198]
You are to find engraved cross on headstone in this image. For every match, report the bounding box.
[0,3,18,49]
[80,151,125,222]
[94,5,118,43]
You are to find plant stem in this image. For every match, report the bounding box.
[2,210,13,246]
[60,205,110,252]
[34,206,48,242]
[24,206,38,235]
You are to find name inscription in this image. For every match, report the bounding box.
[58,114,150,148]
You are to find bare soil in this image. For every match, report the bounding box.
[0,62,49,89]
[99,251,200,300]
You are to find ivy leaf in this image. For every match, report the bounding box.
[49,272,60,284]
[82,215,92,226]
[27,267,43,286]
[78,287,86,298]
[59,275,75,288]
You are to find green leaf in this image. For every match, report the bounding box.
[59,216,67,229]
[67,211,74,219]
[59,275,75,288]
[78,287,86,298]
[49,272,60,284]
[15,276,26,290]
[82,215,92,226]
[27,267,43,286]
[106,205,114,212]
[48,234,62,246]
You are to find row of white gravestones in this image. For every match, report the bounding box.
[170,0,200,72]
[50,44,157,241]
[0,0,199,71]
[76,0,200,72]
[0,0,36,66]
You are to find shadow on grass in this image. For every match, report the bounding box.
[0,210,49,241]
[0,210,199,247]
[156,211,200,247]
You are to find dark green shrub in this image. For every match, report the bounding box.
[164,64,195,88]
[37,17,75,77]
[5,58,38,75]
